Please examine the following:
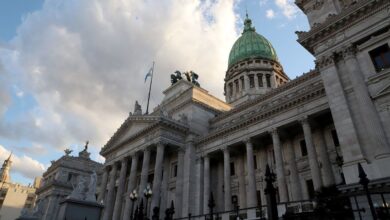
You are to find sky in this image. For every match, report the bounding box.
[0,0,314,185]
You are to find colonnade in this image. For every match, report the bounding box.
[100,118,337,219]
[226,73,271,101]
[202,117,336,217]
[100,139,195,220]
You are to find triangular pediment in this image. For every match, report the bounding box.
[374,83,390,99]
[103,116,159,151]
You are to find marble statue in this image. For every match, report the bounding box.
[68,176,86,200]
[85,171,97,202]
[134,101,142,115]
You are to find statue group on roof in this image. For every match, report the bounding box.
[171,70,200,87]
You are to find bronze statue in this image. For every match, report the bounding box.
[170,70,200,87]
[84,141,89,151]
[171,71,183,84]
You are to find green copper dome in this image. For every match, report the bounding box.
[228,15,278,68]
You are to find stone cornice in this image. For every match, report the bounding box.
[100,116,189,156]
[297,0,389,53]
[103,115,162,151]
[199,77,325,145]
[44,156,102,177]
[211,70,320,123]
[36,180,72,194]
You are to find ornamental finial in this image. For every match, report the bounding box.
[243,11,255,33]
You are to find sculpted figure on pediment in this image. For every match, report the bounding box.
[134,101,142,115]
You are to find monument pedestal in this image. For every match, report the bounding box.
[57,198,104,220]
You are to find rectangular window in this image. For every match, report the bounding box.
[266,74,271,88]
[67,173,73,181]
[369,44,390,71]
[240,76,245,90]
[229,83,233,96]
[300,140,308,156]
[306,179,315,199]
[331,129,340,147]
[230,162,235,176]
[257,74,263,87]
[249,74,255,88]
[257,190,262,206]
[171,163,178,178]
[253,155,257,169]
[234,80,239,93]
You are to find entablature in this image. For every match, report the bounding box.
[200,71,325,147]
[297,0,388,54]
[101,116,189,158]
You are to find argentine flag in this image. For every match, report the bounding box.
[144,66,153,83]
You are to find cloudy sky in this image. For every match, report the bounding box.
[0,0,314,185]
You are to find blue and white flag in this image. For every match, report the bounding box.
[144,66,153,83]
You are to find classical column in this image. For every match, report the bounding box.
[317,130,335,187]
[270,129,288,202]
[113,158,129,220]
[97,167,109,203]
[245,139,257,207]
[182,136,195,216]
[102,163,118,220]
[301,117,322,191]
[123,154,139,220]
[223,147,232,211]
[237,157,246,208]
[139,148,151,202]
[226,83,231,102]
[244,74,250,93]
[284,140,302,201]
[343,46,390,158]
[254,73,259,89]
[175,149,185,217]
[203,154,210,214]
[150,143,165,215]
[316,54,363,178]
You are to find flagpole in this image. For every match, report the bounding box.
[146,61,155,115]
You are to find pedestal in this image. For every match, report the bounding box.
[57,198,104,220]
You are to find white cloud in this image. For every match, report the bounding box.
[274,0,298,19]
[259,0,268,6]
[266,9,275,19]
[0,0,239,154]
[0,145,45,180]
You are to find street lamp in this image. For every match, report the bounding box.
[130,189,138,220]
[144,184,153,219]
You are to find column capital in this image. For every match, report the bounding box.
[220,146,229,152]
[121,157,128,165]
[315,53,337,70]
[155,139,169,147]
[268,127,279,135]
[143,146,152,152]
[341,44,357,60]
[130,152,140,159]
[243,137,252,145]
[202,153,210,159]
[186,134,196,143]
[299,115,309,125]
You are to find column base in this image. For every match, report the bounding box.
[246,209,256,219]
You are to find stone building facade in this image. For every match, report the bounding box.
[99,0,390,219]
[35,147,103,220]
[0,154,40,220]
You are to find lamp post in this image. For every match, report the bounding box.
[144,184,153,219]
[264,164,277,220]
[232,195,239,220]
[130,189,138,220]
[358,163,378,220]
[208,192,216,220]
